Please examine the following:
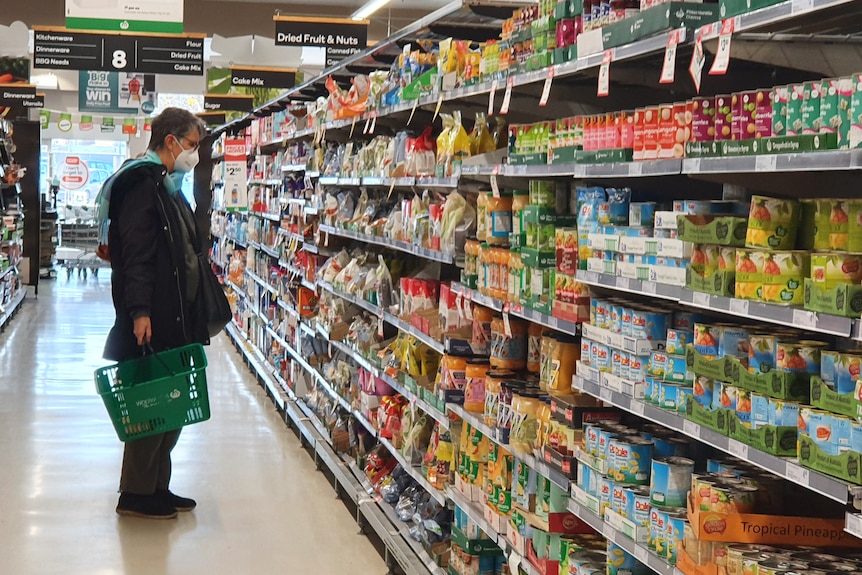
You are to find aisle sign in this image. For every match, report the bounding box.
[197,111,228,126]
[78,71,156,114]
[230,66,297,90]
[0,84,38,107]
[204,94,255,113]
[224,139,248,212]
[65,0,183,34]
[274,16,367,65]
[33,27,204,76]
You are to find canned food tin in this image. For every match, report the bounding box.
[612,437,653,485]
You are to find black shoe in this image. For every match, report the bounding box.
[116,492,178,519]
[156,489,197,512]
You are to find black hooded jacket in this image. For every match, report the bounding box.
[103,163,209,362]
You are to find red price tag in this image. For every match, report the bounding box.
[539,67,554,107]
[488,79,498,116]
[709,19,735,75]
[500,76,514,115]
[660,29,682,84]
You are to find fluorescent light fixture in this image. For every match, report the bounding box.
[351,0,391,20]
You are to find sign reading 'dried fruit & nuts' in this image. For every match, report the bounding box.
[273,16,367,65]
[32,27,204,75]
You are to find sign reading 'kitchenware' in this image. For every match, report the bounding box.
[273,16,368,50]
[32,27,204,75]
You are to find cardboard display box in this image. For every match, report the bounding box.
[798,433,862,485]
[726,411,797,456]
[685,395,730,435]
[810,376,862,418]
[686,268,736,298]
[676,215,748,247]
[804,279,862,318]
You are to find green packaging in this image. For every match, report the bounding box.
[771,85,788,137]
[786,84,805,136]
[801,81,823,135]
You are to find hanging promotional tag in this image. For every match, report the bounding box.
[407,98,418,125]
[369,112,377,134]
[689,34,706,94]
[503,312,513,338]
[488,79,498,116]
[490,165,500,198]
[597,50,613,97]
[500,76,514,115]
[433,93,444,121]
[660,29,681,84]
[709,19,735,75]
[377,316,384,338]
[362,116,370,134]
[456,295,465,319]
[350,115,357,138]
[388,179,397,199]
[539,67,554,107]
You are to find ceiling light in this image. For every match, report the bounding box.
[351,0,390,20]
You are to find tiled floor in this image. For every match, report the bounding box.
[0,275,385,575]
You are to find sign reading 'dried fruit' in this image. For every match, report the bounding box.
[33,27,204,75]
[274,16,367,65]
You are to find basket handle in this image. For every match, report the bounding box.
[140,341,177,378]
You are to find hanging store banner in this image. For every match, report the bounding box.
[274,16,368,59]
[230,66,298,90]
[33,27,204,76]
[0,84,36,106]
[65,0,184,34]
[223,138,248,212]
[79,71,157,114]
[197,111,227,126]
[204,94,255,113]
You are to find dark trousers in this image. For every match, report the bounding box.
[119,429,182,494]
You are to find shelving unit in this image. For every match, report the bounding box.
[209,0,862,572]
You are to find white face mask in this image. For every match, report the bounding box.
[171,136,200,173]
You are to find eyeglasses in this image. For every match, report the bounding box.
[174,135,200,151]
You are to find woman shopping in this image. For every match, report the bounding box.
[96,107,210,519]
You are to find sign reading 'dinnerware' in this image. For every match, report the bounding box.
[273,16,368,50]
[32,27,204,75]
[0,84,41,107]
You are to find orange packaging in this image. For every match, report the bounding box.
[671,102,689,159]
[608,112,621,149]
[685,495,862,548]
[596,115,607,150]
[583,116,594,151]
[658,104,677,159]
[643,106,660,160]
[573,116,584,148]
[633,109,645,160]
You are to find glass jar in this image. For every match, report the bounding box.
[493,247,510,300]
[510,388,541,453]
[476,191,488,242]
[485,369,517,427]
[491,315,528,370]
[508,252,523,304]
[479,243,492,295]
[441,354,468,391]
[472,305,495,355]
[486,191,513,246]
[511,190,530,239]
[464,238,480,289]
[527,322,543,373]
[464,359,491,413]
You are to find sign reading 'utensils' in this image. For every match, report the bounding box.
[274,16,368,51]
[0,84,41,107]
[32,27,204,76]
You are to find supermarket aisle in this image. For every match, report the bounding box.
[0,277,385,575]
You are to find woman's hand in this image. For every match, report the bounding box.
[134,316,152,346]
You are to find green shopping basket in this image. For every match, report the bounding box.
[95,343,211,442]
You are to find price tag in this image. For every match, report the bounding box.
[583,271,599,283]
[600,387,613,402]
[488,79,498,116]
[456,295,465,319]
[689,34,706,93]
[688,158,702,172]
[465,300,474,321]
[388,179,396,200]
[503,312,513,337]
[491,174,501,198]
[791,0,814,13]
[729,299,750,316]
[407,99,418,126]
[378,316,384,338]
[362,117,370,135]
[539,67,555,107]
[793,309,818,329]
[597,50,613,97]
[603,522,615,539]
[350,115,357,138]
[433,93,444,122]
[847,514,862,538]
[635,546,649,563]
[500,76,514,115]
[692,292,711,307]
[642,281,657,295]
[629,162,644,176]
[369,113,377,134]
[570,501,581,516]
[324,231,330,247]
[728,438,749,459]
[631,400,645,416]
[660,29,682,84]
[786,462,810,485]
[683,419,701,436]
[709,19,735,75]
[755,154,778,172]
[509,551,522,574]
[617,277,632,290]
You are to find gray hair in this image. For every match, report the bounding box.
[148,107,205,151]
